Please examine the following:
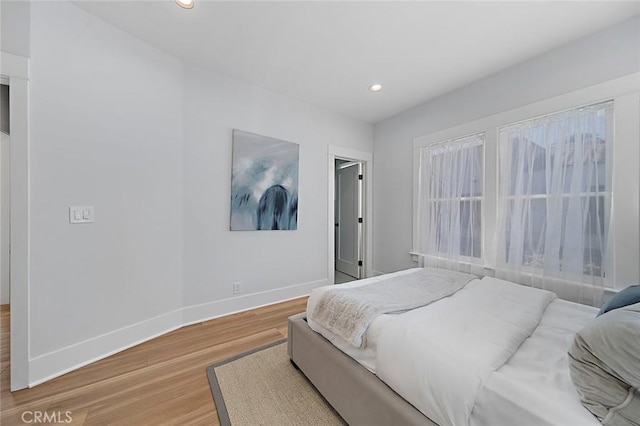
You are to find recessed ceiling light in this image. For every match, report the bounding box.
[368,83,383,93]
[174,0,194,9]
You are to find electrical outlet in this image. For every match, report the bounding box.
[233,282,242,295]
[69,206,94,224]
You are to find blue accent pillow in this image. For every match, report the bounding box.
[597,284,640,316]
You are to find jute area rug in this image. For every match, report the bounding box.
[207,340,346,426]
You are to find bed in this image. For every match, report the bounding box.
[287,267,640,426]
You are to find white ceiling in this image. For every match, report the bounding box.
[73,1,640,123]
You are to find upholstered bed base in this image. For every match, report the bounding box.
[287,312,437,426]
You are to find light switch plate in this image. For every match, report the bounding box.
[69,206,94,224]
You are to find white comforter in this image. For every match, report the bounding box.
[471,299,600,426]
[376,277,557,426]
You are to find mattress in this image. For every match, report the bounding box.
[308,270,601,426]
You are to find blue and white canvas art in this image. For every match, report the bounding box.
[231,130,299,231]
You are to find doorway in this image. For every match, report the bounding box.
[1,81,9,306]
[327,146,372,286]
[334,159,362,283]
[2,51,30,390]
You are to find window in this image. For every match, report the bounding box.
[418,133,484,260]
[496,101,613,280]
[413,77,639,303]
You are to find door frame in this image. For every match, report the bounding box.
[335,160,363,279]
[327,146,372,284]
[1,51,30,390]
[1,110,10,303]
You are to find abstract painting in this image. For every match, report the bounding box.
[230,130,299,231]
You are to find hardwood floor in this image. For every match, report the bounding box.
[0,297,308,425]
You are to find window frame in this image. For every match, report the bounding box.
[496,101,613,282]
[418,133,485,263]
[412,73,640,290]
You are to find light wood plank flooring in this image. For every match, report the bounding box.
[0,297,307,425]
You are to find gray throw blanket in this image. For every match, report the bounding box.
[309,267,476,348]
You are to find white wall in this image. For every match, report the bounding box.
[181,66,372,322]
[20,0,372,385]
[0,0,30,58]
[0,0,29,309]
[372,15,640,274]
[28,1,184,381]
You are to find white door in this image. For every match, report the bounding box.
[335,161,362,278]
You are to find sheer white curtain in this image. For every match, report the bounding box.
[418,134,484,273]
[495,101,613,305]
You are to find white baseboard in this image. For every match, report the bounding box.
[28,278,329,387]
[29,309,184,387]
[182,278,329,326]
